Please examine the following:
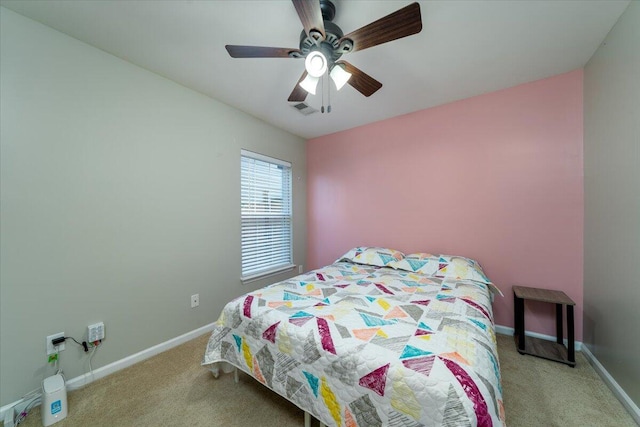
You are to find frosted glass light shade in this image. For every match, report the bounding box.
[299,74,320,95]
[330,64,352,90]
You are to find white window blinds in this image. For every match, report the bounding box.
[241,150,293,280]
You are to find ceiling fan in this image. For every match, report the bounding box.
[225,0,422,103]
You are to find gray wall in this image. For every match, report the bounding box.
[583,0,640,408]
[0,8,306,406]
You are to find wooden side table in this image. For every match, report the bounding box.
[513,285,575,367]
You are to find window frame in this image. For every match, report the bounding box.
[240,149,294,282]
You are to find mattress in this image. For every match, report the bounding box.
[202,259,505,426]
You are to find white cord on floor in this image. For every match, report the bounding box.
[88,344,98,383]
[14,395,41,426]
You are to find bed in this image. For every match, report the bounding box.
[202,247,505,426]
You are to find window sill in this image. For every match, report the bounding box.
[241,264,296,284]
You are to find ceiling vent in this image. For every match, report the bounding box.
[292,102,318,116]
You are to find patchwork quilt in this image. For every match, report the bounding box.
[202,261,505,426]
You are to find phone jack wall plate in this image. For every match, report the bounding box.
[88,322,105,342]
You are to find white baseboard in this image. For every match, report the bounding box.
[4,323,637,426]
[0,322,215,422]
[494,324,583,351]
[496,323,639,424]
[65,322,215,391]
[581,343,640,425]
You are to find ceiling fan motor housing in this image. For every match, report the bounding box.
[295,21,353,69]
[291,0,353,64]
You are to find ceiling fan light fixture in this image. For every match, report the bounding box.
[227,1,422,103]
[330,64,352,90]
[305,51,328,78]
[299,74,320,95]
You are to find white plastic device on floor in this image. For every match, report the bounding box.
[41,374,67,426]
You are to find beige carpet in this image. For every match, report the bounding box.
[7,333,637,427]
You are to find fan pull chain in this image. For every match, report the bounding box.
[321,75,325,113]
[327,76,332,113]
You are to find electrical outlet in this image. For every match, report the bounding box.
[46,332,65,355]
[191,294,199,308]
[298,265,303,274]
[88,322,105,342]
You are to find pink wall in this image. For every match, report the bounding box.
[307,69,584,339]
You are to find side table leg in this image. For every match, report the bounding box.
[515,296,525,352]
[556,303,563,344]
[567,305,575,365]
[513,292,518,336]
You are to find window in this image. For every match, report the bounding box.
[240,150,293,281]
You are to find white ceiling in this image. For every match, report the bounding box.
[0,0,630,139]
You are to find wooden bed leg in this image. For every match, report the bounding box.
[304,412,310,427]
[234,367,239,384]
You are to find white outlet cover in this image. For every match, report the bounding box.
[46,332,65,355]
[191,294,199,308]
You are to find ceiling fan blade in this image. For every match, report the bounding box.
[292,0,325,39]
[225,45,301,58]
[339,2,422,53]
[336,61,382,97]
[288,71,309,102]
